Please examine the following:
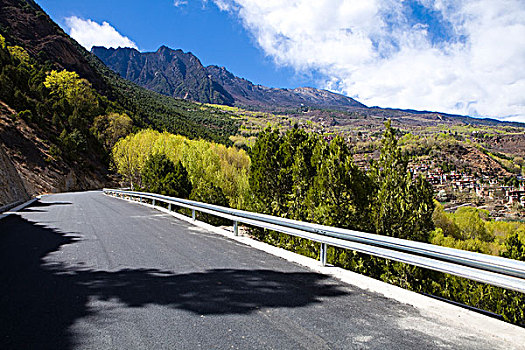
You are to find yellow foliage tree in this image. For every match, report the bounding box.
[92,113,133,150]
[111,129,250,208]
[44,70,99,116]
[7,45,31,66]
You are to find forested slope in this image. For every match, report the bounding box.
[0,0,239,203]
[0,0,238,144]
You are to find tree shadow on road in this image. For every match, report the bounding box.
[0,214,348,350]
[19,200,72,213]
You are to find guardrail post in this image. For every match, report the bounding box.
[168,203,172,211]
[152,199,156,206]
[320,243,327,266]
[139,196,142,203]
[192,209,196,221]
[233,221,239,236]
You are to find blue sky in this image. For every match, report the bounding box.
[35,1,525,122]
[35,0,312,89]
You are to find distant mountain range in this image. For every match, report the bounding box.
[92,46,366,110]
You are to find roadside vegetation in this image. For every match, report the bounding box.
[112,129,250,210]
[112,121,525,325]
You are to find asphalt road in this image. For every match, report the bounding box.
[0,191,515,349]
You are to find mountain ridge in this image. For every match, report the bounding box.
[92,46,235,105]
[92,45,366,111]
[92,46,525,127]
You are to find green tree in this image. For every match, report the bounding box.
[248,127,283,215]
[501,233,525,261]
[44,69,100,122]
[493,233,525,324]
[287,132,318,221]
[371,120,434,242]
[453,207,493,242]
[59,128,87,158]
[44,70,84,100]
[249,125,320,218]
[432,202,461,239]
[92,112,133,150]
[308,136,373,231]
[141,153,192,198]
[7,45,31,66]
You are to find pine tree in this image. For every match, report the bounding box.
[501,233,525,261]
[248,126,284,215]
[371,120,434,242]
[288,132,318,221]
[308,136,373,231]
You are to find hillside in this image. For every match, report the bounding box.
[213,103,525,177]
[0,0,107,90]
[0,0,238,143]
[0,0,239,205]
[93,46,366,111]
[0,101,109,201]
[206,65,365,110]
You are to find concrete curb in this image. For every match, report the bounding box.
[107,193,525,349]
[0,197,39,220]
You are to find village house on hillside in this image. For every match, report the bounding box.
[410,162,525,219]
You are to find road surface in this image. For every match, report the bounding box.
[0,191,521,349]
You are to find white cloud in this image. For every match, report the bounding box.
[65,16,138,50]
[173,0,188,7]
[211,0,525,122]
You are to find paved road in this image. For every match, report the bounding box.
[0,192,516,349]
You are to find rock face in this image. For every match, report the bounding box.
[92,46,234,105]
[93,46,366,110]
[0,144,29,208]
[0,102,111,205]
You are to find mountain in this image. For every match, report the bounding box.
[92,46,366,110]
[92,46,234,105]
[0,0,237,141]
[205,65,365,110]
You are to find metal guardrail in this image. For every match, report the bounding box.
[0,200,23,213]
[103,188,525,294]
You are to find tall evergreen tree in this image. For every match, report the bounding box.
[288,132,318,221]
[248,127,284,215]
[371,120,434,242]
[308,136,374,231]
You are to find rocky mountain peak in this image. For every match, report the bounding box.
[94,46,366,111]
